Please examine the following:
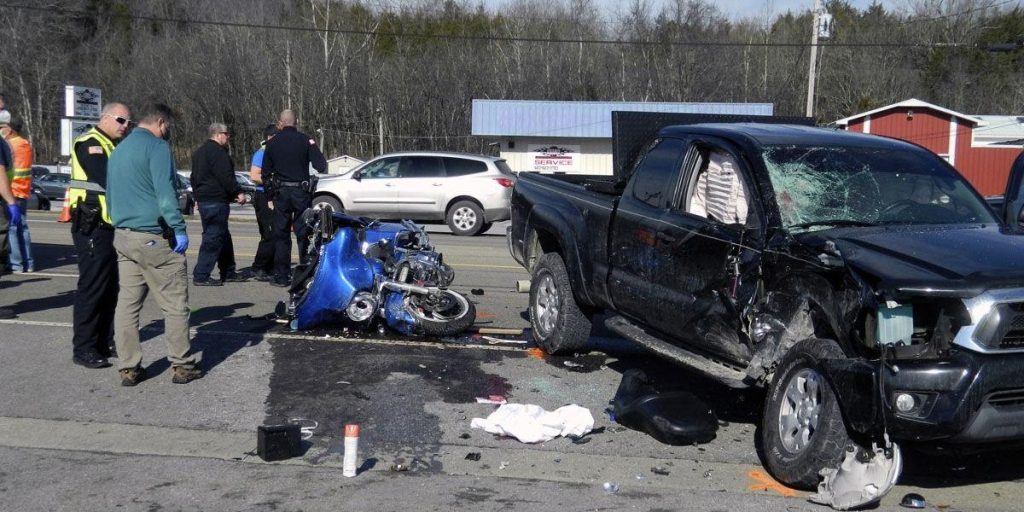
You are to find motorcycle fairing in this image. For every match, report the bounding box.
[292,227,379,330]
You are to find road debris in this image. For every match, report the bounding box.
[608,369,717,445]
[476,395,508,404]
[651,466,671,476]
[809,443,903,511]
[900,493,926,509]
[465,452,481,461]
[470,403,594,443]
[602,482,619,494]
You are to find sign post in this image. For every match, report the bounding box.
[61,85,102,156]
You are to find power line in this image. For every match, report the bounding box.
[0,2,979,49]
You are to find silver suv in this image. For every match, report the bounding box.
[313,152,515,236]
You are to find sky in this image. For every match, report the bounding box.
[478,0,905,21]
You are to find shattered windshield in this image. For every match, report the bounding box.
[762,145,996,232]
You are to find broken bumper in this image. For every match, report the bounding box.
[830,350,1024,443]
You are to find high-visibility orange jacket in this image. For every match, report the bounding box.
[4,133,32,199]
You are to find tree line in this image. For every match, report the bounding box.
[0,0,1021,167]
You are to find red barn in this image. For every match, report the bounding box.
[835,99,1024,196]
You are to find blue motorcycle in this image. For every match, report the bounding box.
[285,206,476,336]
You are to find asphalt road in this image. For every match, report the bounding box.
[1,210,1022,511]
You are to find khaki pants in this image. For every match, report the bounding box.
[112,229,199,370]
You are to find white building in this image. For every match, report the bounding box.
[326,155,364,175]
[471,99,774,175]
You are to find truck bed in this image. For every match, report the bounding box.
[508,172,619,309]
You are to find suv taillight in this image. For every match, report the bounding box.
[494,178,514,188]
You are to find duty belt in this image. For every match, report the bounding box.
[278,181,307,188]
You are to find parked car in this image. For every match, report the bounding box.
[235,172,257,203]
[34,173,70,200]
[312,152,515,236]
[31,166,52,179]
[25,185,51,210]
[176,174,194,215]
[509,120,1024,508]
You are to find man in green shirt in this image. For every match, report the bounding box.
[106,102,202,386]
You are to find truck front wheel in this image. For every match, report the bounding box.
[529,252,591,354]
[762,338,852,490]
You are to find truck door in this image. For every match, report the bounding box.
[608,137,688,321]
[646,141,761,364]
[1001,152,1024,229]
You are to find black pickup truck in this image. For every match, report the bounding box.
[508,122,1024,500]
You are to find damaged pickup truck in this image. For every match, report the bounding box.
[507,122,1024,508]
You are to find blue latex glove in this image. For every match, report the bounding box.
[6,204,21,227]
[173,234,189,254]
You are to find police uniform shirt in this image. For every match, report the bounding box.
[73,129,118,207]
[261,126,327,183]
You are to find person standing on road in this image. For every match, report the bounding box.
[68,102,132,369]
[262,109,326,287]
[0,125,21,319]
[248,124,278,281]
[106,102,202,386]
[190,122,248,286]
[1,112,34,273]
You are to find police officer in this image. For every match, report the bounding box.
[68,102,132,368]
[261,109,326,287]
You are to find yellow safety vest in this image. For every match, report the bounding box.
[69,128,115,224]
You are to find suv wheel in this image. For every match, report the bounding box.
[313,195,343,213]
[762,338,852,490]
[529,252,591,354]
[447,200,484,236]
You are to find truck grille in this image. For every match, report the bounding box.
[986,389,1024,409]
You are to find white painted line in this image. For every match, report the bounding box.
[0,319,529,353]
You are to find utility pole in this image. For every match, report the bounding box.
[286,40,293,110]
[805,0,821,118]
[377,107,384,155]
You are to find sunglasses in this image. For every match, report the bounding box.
[104,113,133,126]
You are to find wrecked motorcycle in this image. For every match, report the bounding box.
[284,206,476,335]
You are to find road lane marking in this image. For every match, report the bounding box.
[0,319,529,353]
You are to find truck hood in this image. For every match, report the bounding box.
[808,225,1024,298]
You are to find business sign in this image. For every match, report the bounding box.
[64,85,102,119]
[528,144,580,173]
[60,118,97,156]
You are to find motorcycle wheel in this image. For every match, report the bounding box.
[407,290,476,337]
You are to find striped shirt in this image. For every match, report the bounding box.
[690,152,748,224]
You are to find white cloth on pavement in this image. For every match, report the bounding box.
[470,403,594,443]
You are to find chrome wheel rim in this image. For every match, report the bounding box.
[452,207,478,231]
[778,368,823,453]
[533,273,559,337]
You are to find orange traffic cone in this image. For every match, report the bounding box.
[57,187,72,223]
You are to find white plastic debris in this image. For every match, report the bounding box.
[809,443,903,511]
[470,403,595,443]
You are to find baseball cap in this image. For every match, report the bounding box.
[0,110,10,125]
[263,124,279,138]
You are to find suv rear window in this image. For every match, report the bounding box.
[494,160,515,175]
[444,158,488,177]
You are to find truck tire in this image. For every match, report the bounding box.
[447,200,484,236]
[529,252,591,354]
[762,338,853,490]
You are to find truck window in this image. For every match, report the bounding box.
[762,145,996,231]
[685,149,750,225]
[631,138,687,209]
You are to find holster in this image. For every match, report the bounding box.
[71,201,102,236]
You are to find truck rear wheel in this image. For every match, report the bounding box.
[762,338,852,490]
[529,252,591,354]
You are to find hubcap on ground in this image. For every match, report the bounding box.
[452,207,477,231]
[778,368,823,453]
[533,273,560,337]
